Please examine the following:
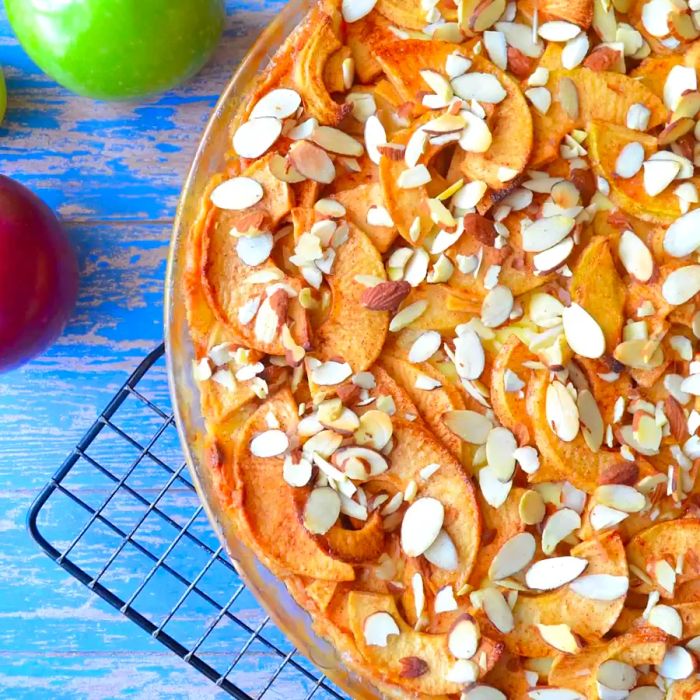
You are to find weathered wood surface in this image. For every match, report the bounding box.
[0,2,337,697]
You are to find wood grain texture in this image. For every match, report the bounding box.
[0,2,329,698]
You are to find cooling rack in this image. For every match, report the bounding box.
[27,343,348,700]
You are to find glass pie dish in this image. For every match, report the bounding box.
[164,1,375,697]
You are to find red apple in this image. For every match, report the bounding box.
[0,176,78,371]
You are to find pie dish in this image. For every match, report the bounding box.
[168,0,700,696]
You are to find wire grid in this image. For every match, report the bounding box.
[27,344,348,700]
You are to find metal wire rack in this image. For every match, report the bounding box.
[27,343,348,700]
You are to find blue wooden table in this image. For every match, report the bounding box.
[0,3,292,697]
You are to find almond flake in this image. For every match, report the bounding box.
[303,487,341,534]
[647,604,683,637]
[537,623,580,654]
[451,73,507,103]
[443,410,492,444]
[658,646,696,680]
[525,87,552,115]
[463,687,507,700]
[233,117,283,159]
[546,380,580,442]
[562,303,606,358]
[619,229,653,281]
[211,177,264,211]
[283,454,313,487]
[446,53,472,79]
[363,611,400,646]
[662,265,700,305]
[409,331,442,363]
[355,409,393,450]
[250,429,288,458]
[525,556,588,590]
[454,329,486,379]
[643,158,680,196]
[489,532,536,580]
[481,285,514,328]
[522,216,575,252]
[562,32,589,69]
[664,208,700,257]
[250,88,301,119]
[478,464,512,507]
[400,497,444,556]
[615,141,644,178]
[598,660,637,690]
[486,426,517,481]
[342,0,378,23]
[308,359,353,386]
[519,490,546,524]
[495,21,544,57]
[538,20,581,41]
[480,587,515,633]
[590,504,629,530]
[288,141,335,184]
[594,484,645,512]
[664,65,697,110]
[448,616,480,659]
[398,164,432,189]
[569,573,629,601]
[445,659,479,684]
[389,300,428,331]
[366,205,394,227]
[484,30,508,69]
[542,508,581,555]
[534,237,575,272]
[435,586,458,614]
[311,125,364,156]
[364,115,387,165]
[424,528,459,570]
[458,111,493,153]
[236,232,273,267]
[626,103,651,131]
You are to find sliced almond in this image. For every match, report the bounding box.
[443,410,492,444]
[333,446,388,479]
[534,237,574,272]
[569,574,629,600]
[448,615,481,659]
[445,659,479,684]
[614,142,644,178]
[459,111,494,153]
[590,504,629,530]
[546,380,580,442]
[522,216,576,252]
[658,646,696,680]
[486,426,517,481]
[525,87,552,115]
[525,556,588,590]
[400,497,445,556]
[308,359,353,386]
[211,177,264,211]
[398,164,432,189]
[250,429,289,458]
[303,487,341,534]
[663,208,700,257]
[424,529,460,570]
[454,329,486,379]
[233,117,282,159]
[538,20,581,41]
[643,158,680,197]
[435,585,459,613]
[536,623,581,654]
[481,285,514,328]
[489,531,536,580]
[562,303,606,359]
[463,686,507,700]
[495,21,544,57]
[451,73,507,103]
[363,610,400,646]
[480,587,515,633]
[408,331,442,363]
[288,141,335,184]
[364,115,387,165]
[479,464,513,508]
[619,229,653,281]
[647,604,683,638]
[311,125,364,156]
[597,660,637,690]
[355,410,393,450]
[519,490,546,524]
[662,265,700,305]
[594,484,645,513]
[250,88,302,119]
[542,508,581,555]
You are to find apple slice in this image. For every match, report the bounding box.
[230,389,354,582]
[384,419,482,591]
[347,591,502,695]
[379,354,467,460]
[505,532,628,657]
[626,519,700,598]
[548,628,668,697]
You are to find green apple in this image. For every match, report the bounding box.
[5,0,225,100]
[0,68,6,125]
